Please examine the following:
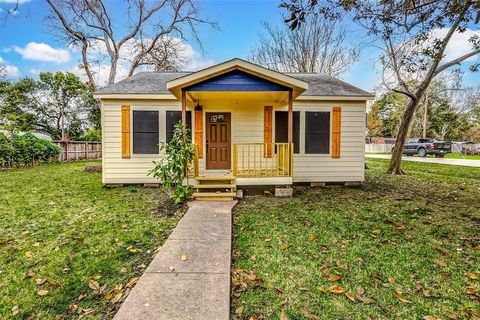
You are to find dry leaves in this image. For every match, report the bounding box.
[88,279,100,291]
[235,305,245,316]
[328,285,346,294]
[36,278,47,286]
[345,292,356,302]
[180,254,188,261]
[280,242,289,251]
[394,290,411,304]
[433,259,448,267]
[423,316,443,320]
[37,290,49,297]
[280,310,288,320]
[327,274,342,282]
[301,309,320,320]
[11,306,19,315]
[126,277,139,288]
[25,251,34,258]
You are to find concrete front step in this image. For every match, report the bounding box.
[195,176,235,181]
[192,192,236,201]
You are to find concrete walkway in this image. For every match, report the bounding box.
[366,154,480,167]
[114,200,237,320]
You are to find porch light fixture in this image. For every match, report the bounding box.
[195,101,202,111]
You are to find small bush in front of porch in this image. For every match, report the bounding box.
[149,122,195,204]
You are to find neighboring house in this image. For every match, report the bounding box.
[94,58,374,197]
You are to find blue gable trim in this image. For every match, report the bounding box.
[184,69,291,92]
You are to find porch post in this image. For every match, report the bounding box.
[287,90,293,144]
[181,89,187,143]
[287,90,293,175]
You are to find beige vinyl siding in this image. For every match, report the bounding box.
[101,99,366,184]
[102,100,183,184]
[284,101,366,182]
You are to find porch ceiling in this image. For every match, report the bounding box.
[186,91,289,106]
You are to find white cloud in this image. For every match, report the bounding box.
[14,42,71,63]
[3,65,20,77]
[0,56,4,64]
[431,28,480,62]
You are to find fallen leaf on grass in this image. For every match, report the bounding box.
[280,310,288,320]
[328,274,342,282]
[301,309,320,320]
[466,272,478,280]
[394,291,411,304]
[280,242,289,251]
[235,305,244,316]
[126,277,139,288]
[126,246,142,253]
[372,229,381,235]
[328,285,346,294]
[307,235,317,242]
[433,259,448,267]
[466,286,477,296]
[318,286,327,293]
[336,260,348,270]
[36,278,47,286]
[47,280,62,288]
[357,296,373,304]
[82,308,96,316]
[25,251,34,258]
[181,254,188,261]
[345,292,356,302]
[88,279,100,291]
[356,286,365,295]
[11,306,19,315]
[37,290,49,297]
[111,292,123,304]
[423,316,443,320]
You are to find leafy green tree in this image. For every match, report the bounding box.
[282,0,480,173]
[0,72,98,140]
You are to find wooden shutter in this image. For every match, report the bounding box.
[121,105,131,159]
[264,106,273,157]
[194,108,203,158]
[332,107,341,158]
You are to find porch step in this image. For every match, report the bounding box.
[195,176,235,181]
[193,184,236,189]
[192,192,236,201]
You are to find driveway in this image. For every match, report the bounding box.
[366,154,480,168]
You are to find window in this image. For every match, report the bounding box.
[275,111,300,153]
[166,111,192,142]
[305,111,330,154]
[133,111,159,154]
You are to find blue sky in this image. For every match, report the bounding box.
[0,0,478,92]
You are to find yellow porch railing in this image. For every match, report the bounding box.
[233,142,293,177]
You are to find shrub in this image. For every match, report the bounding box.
[0,132,62,167]
[149,122,195,204]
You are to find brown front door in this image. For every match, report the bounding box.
[206,113,231,169]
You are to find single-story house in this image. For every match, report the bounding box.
[94,58,374,199]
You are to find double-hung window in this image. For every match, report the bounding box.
[305,111,330,154]
[133,111,159,154]
[166,111,192,142]
[274,111,300,154]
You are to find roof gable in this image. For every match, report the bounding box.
[167,58,308,98]
[184,69,291,92]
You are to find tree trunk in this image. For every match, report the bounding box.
[82,43,97,91]
[108,54,118,85]
[387,98,418,174]
[422,90,429,138]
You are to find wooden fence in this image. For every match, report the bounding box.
[53,141,102,162]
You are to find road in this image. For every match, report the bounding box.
[366,154,480,168]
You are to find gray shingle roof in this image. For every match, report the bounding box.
[96,71,372,97]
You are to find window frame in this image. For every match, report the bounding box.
[304,111,331,155]
[132,110,160,155]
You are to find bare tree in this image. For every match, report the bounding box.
[282,0,480,174]
[45,0,217,90]
[250,15,360,76]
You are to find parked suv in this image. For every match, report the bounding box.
[394,138,452,157]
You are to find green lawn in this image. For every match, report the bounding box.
[445,154,480,160]
[0,161,179,319]
[232,159,480,320]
